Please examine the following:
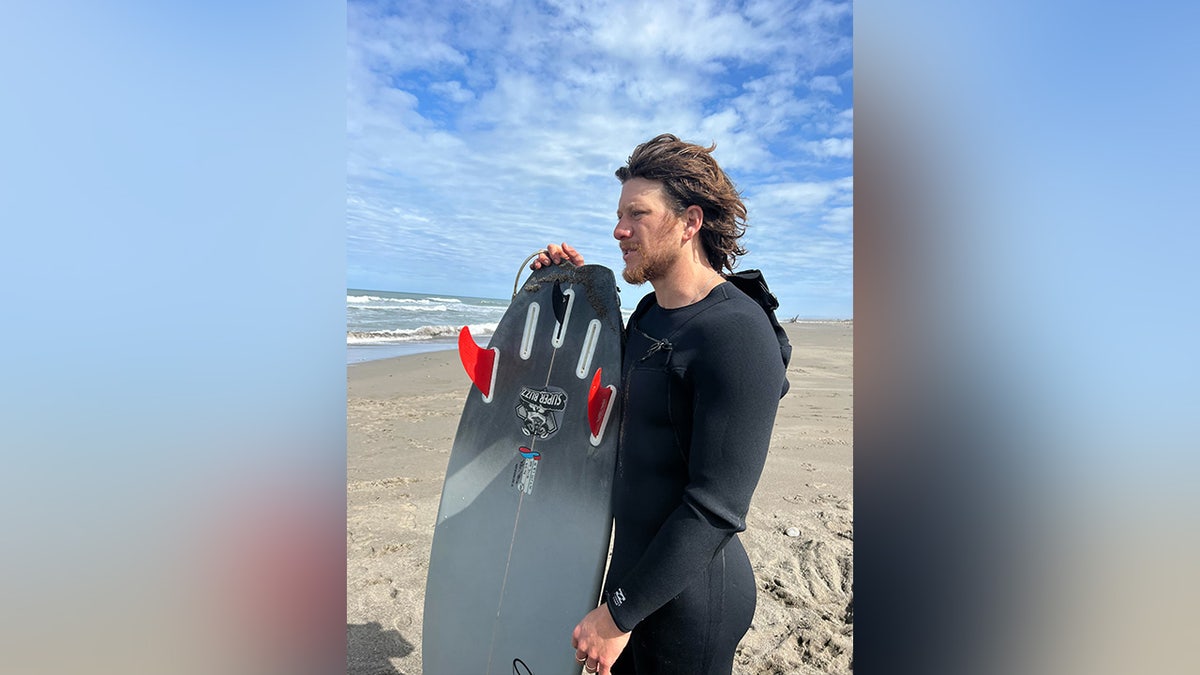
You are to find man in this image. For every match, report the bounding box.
[531,134,787,675]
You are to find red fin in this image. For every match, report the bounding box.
[588,367,613,438]
[458,326,496,399]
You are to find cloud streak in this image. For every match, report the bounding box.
[348,0,853,318]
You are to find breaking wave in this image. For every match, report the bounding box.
[346,322,499,344]
[346,295,463,305]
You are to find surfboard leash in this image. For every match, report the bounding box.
[512,249,581,299]
[512,250,547,299]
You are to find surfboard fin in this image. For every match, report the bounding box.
[588,368,616,446]
[551,280,569,326]
[458,326,498,402]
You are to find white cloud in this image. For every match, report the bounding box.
[821,205,853,234]
[831,107,853,135]
[810,75,842,94]
[749,176,851,212]
[346,0,854,316]
[807,137,854,159]
[348,4,467,73]
[429,80,475,103]
[587,2,761,65]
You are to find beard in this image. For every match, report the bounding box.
[621,242,677,284]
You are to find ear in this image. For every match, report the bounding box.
[681,205,704,242]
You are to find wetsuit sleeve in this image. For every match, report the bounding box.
[606,306,785,632]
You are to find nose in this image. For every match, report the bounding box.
[613,218,632,241]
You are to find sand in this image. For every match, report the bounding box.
[347,321,853,674]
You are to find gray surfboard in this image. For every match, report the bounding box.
[423,263,623,675]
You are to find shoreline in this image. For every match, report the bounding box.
[347,340,458,365]
[346,318,853,366]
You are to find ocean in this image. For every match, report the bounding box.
[347,289,510,364]
[347,288,643,365]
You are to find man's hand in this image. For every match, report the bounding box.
[531,242,585,270]
[572,603,630,675]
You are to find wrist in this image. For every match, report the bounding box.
[602,601,632,634]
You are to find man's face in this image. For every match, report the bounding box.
[614,178,684,285]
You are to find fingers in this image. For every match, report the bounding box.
[529,249,552,270]
[583,655,613,674]
[529,243,586,270]
[529,245,558,270]
[575,645,608,674]
[574,627,595,672]
[546,243,567,266]
[561,242,586,266]
[574,606,623,674]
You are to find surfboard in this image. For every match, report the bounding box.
[422,262,623,675]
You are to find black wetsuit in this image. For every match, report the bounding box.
[603,281,787,674]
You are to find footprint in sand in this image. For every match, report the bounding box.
[764,576,801,608]
[811,493,851,510]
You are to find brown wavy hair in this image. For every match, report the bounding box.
[615,133,748,273]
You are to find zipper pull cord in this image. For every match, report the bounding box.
[633,324,673,363]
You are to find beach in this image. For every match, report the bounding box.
[347,321,853,674]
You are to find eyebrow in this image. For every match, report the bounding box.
[616,200,644,216]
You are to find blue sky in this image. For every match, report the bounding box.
[347,0,853,318]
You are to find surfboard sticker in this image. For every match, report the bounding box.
[511,453,539,495]
[515,385,568,439]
